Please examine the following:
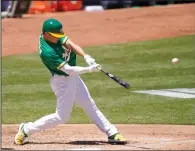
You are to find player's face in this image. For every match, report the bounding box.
[44,32,59,43]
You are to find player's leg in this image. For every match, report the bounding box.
[15,75,77,145]
[75,75,127,144]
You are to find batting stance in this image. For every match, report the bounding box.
[15,18,127,145]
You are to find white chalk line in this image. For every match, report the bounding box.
[166,88,195,94]
[135,90,195,98]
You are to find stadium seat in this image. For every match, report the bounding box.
[57,1,82,12]
[28,1,57,14]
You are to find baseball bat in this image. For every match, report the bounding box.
[98,67,130,89]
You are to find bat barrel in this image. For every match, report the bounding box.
[99,68,130,89]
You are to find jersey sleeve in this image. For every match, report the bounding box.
[41,50,66,70]
[59,35,69,45]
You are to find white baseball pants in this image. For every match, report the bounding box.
[24,75,118,137]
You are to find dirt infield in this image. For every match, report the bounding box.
[2,124,195,150]
[2,3,195,150]
[2,4,195,56]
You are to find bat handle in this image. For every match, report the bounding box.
[97,66,102,70]
[97,66,105,73]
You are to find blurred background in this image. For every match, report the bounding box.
[1,0,195,18]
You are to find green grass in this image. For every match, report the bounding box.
[2,35,195,124]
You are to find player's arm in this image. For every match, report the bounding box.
[60,37,97,66]
[60,63,100,75]
[65,38,86,57]
[41,50,100,76]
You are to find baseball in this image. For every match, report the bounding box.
[172,58,179,64]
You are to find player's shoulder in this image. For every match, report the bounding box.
[40,48,52,56]
[39,36,54,53]
[40,47,56,59]
[39,46,53,56]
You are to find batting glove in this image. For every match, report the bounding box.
[88,63,101,72]
[84,54,96,66]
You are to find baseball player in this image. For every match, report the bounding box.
[15,18,127,145]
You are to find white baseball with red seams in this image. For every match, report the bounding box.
[172,58,179,64]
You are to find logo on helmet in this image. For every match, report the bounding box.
[60,28,63,33]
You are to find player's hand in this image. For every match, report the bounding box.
[88,63,101,72]
[84,55,96,66]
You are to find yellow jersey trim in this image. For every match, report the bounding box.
[57,61,66,70]
[62,36,69,44]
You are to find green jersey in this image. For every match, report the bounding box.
[38,35,76,76]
